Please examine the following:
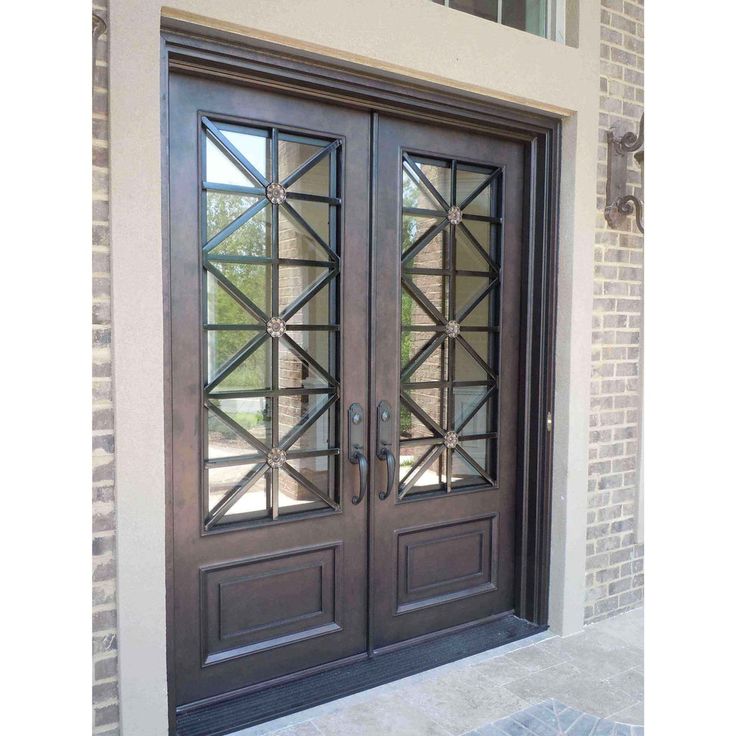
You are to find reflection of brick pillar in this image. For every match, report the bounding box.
[411,230,445,435]
[278,141,331,501]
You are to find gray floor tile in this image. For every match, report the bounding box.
[472,699,645,736]
[310,691,452,736]
[505,662,585,703]
[401,669,532,734]
[270,723,322,736]
[546,676,634,720]
[605,669,643,701]
[608,700,644,726]
[506,642,571,672]
[469,655,536,687]
[235,609,644,735]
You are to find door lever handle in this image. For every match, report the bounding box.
[377,445,395,500]
[348,403,368,505]
[350,450,368,505]
[376,400,395,500]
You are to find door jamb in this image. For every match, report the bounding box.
[161,25,560,731]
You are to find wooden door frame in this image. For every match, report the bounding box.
[162,25,560,730]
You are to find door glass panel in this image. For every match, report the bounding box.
[207,463,268,519]
[209,397,272,447]
[205,192,259,241]
[205,135,260,187]
[208,203,271,258]
[399,152,502,498]
[206,273,257,325]
[278,456,333,514]
[221,127,269,178]
[201,118,341,528]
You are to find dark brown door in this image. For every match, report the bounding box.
[371,115,525,649]
[169,73,371,705]
[169,75,526,708]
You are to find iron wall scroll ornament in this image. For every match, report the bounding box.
[605,113,644,234]
[92,13,106,72]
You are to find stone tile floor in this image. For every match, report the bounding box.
[233,607,644,736]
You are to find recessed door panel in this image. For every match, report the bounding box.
[169,73,370,705]
[372,115,524,648]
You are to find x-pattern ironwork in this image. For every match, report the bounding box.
[200,117,342,527]
[399,152,502,498]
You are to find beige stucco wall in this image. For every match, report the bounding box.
[108,1,600,733]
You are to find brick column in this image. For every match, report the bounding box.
[92,2,120,733]
[585,0,645,623]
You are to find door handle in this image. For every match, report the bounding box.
[348,403,368,505]
[376,400,395,500]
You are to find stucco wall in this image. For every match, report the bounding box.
[103,2,602,733]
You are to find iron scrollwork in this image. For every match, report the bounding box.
[605,113,644,234]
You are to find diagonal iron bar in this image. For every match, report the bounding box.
[403,154,450,210]
[402,217,449,266]
[280,268,337,323]
[205,398,271,455]
[282,139,341,189]
[280,200,338,262]
[281,333,338,388]
[457,221,495,270]
[402,277,447,326]
[203,197,270,255]
[205,330,271,394]
[280,392,339,452]
[455,278,498,324]
[202,117,269,187]
[398,443,445,498]
[455,334,497,379]
[204,462,270,530]
[454,444,495,486]
[281,462,339,510]
[454,387,495,435]
[400,332,446,383]
[458,167,502,210]
[400,391,445,438]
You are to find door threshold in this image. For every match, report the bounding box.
[175,613,545,736]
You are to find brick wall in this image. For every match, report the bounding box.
[92,2,120,733]
[585,0,644,623]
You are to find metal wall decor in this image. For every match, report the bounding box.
[399,152,501,498]
[92,13,106,73]
[605,113,644,233]
[201,117,342,528]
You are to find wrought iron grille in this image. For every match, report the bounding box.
[200,117,341,528]
[399,152,502,498]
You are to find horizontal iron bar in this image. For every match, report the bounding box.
[204,323,264,331]
[202,181,263,196]
[286,191,341,206]
[206,387,337,399]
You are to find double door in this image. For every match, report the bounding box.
[169,72,525,707]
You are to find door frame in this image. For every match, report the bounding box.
[161,25,560,730]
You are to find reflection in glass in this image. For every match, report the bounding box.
[209,397,272,448]
[201,119,342,527]
[221,128,269,177]
[280,394,332,452]
[279,456,332,513]
[280,205,331,261]
[208,464,268,517]
[209,261,271,315]
[205,136,259,187]
[208,203,271,257]
[205,192,258,241]
[399,151,501,497]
